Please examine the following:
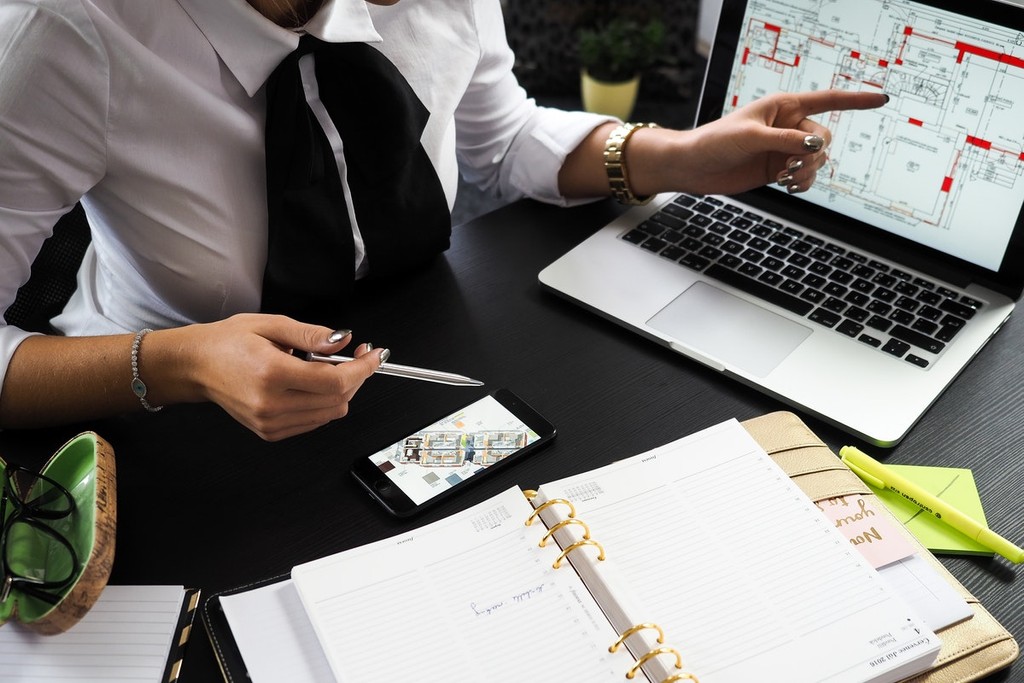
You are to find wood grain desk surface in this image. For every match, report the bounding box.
[2,198,1020,682]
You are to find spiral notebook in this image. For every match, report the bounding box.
[202,417,981,683]
[0,584,200,683]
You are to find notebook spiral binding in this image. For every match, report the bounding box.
[610,623,699,682]
[524,496,607,568]
[523,494,699,682]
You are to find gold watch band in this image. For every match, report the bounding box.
[603,122,658,205]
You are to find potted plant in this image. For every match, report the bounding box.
[578,16,665,119]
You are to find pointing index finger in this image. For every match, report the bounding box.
[794,90,889,118]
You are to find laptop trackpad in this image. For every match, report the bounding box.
[647,282,812,378]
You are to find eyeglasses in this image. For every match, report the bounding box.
[1,464,80,606]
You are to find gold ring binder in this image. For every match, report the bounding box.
[661,673,699,682]
[525,498,576,526]
[626,647,683,680]
[539,518,591,547]
[609,623,665,653]
[552,539,605,569]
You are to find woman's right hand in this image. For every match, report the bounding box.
[150,313,384,441]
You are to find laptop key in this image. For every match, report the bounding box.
[911,318,938,335]
[780,279,804,295]
[882,338,911,357]
[660,204,695,220]
[679,253,711,271]
[823,282,848,297]
[738,262,763,277]
[875,287,897,302]
[800,288,826,304]
[622,230,647,244]
[844,291,869,307]
[721,240,745,254]
[960,295,983,309]
[867,315,892,332]
[640,238,667,253]
[845,306,869,322]
[939,299,977,320]
[905,354,929,368]
[867,300,891,315]
[661,229,685,244]
[802,273,826,289]
[888,309,914,326]
[859,334,882,347]
[661,245,686,261]
[698,246,723,260]
[781,225,802,237]
[705,263,814,316]
[822,297,847,313]
[809,308,842,327]
[836,319,863,337]
[936,324,962,343]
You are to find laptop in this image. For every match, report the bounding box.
[540,0,1024,446]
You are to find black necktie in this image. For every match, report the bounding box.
[261,35,451,327]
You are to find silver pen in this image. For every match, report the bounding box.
[304,352,484,387]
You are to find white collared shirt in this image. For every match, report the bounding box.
[0,0,611,390]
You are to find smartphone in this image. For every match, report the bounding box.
[351,389,556,517]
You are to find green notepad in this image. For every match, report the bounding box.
[865,465,993,556]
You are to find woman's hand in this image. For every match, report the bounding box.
[661,90,889,196]
[154,313,384,441]
[559,89,889,201]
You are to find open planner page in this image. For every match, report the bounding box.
[534,419,940,683]
[290,487,641,682]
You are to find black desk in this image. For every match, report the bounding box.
[3,199,1020,682]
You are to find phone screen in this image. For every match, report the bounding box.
[351,390,555,516]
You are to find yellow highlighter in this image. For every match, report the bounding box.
[840,445,1024,564]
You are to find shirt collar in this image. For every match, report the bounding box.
[174,0,383,97]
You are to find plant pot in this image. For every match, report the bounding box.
[580,69,640,120]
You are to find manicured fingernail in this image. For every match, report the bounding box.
[787,159,804,173]
[787,183,801,194]
[362,342,373,353]
[803,135,824,152]
[883,93,890,103]
[328,329,351,344]
[777,173,793,186]
[378,348,391,364]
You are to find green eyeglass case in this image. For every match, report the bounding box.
[0,432,116,634]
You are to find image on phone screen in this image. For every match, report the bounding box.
[351,389,555,516]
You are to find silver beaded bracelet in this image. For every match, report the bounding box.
[130,328,163,413]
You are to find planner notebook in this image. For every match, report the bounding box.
[201,415,1018,683]
[0,584,200,683]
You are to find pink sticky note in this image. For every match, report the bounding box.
[816,494,916,568]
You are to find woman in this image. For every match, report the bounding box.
[0,0,886,440]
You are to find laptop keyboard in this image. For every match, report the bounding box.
[621,193,985,369]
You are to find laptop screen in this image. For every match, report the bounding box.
[699,0,1024,296]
